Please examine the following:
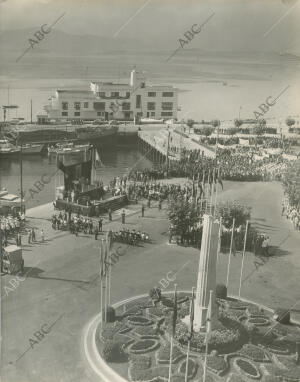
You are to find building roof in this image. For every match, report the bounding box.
[56,90,93,94]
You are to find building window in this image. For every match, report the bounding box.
[84,102,89,108]
[111,92,119,98]
[62,111,68,116]
[74,112,80,116]
[74,102,81,110]
[161,112,173,117]
[97,112,104,116]
[148,92,156,97]
[147,102,155,111]
[162,102,173,110]
[136,95,141,108]
[150,112,155,117]
[162,92,174,97]
[98,92,106,97]
[122,102,130,111]
[126,92,130,98]
[62,102,68,110]
[94,102,105,111]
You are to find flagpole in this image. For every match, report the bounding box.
[108,235,112,305]
[226,218,235,288]
[202,290,213,382]
[101,238,107,323]
[217,217,222,262]
[105,240,109,318]
[168,283,177,382]
[238,220,249,299]
[213,168,219,216]
[100,240,103,328]
[185,287,194,382]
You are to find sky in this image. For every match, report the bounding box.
[0,0,300,54]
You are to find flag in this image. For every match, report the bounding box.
[95,148,102,168]
[206,291,213,344]
[172,288,178,337]
[189,289,195,340]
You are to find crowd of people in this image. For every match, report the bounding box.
[129,145,290,183]
[112,228,150,246]
[0,213,25,247]
[282,198,300,231]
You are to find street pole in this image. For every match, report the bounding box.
[226,218,235,288]
[166,129,170,177]
[20,143,23,214]
[30,99,33,124]
[238,220,249,299]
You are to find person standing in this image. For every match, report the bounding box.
[108,208,112,222]
[94,227,98,240]
[41,229,45,242]
[158,200,162,210]
[98,218,103,232]
[28,229,31,244]
[147,197,151,208]
[141,204,145,218]
[31,228,36,243]
[121,209,126,224]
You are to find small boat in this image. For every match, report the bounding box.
[0,139,20,157]
[19,143,44,154]
[48,142,91,155]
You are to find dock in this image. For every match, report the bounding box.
[137,126,216,163]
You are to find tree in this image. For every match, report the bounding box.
[286,117,295,127]
[211,119,220,128]
[186,119,195,134]
[217,201,251,229]
[234,119,243,127]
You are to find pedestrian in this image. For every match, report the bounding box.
[147,198,151,208]
[108,208,112,222]
[31,228,36,242]
[41,229,45,242]
[141,204,145,218]
[98,218,103,232]
[28,229,31,244]
[121,209,126,224]
[158,200,162,210]
[94,227,98,240]
[17,233,21,246]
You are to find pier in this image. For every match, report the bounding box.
[137,126,216,164]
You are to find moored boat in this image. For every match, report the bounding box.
[0,139,20,157]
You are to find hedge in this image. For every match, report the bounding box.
[102,340,127,362]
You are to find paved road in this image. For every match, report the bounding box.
[1,181,300,382]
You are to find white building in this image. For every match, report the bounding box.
[43,70,179,122]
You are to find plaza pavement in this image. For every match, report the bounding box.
[1,180,300,382]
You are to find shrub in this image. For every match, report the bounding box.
[149,287,161,302]
[157,343,183,363]
[274,308,290,324]
[129,354,151,369]
[216,284,227,299]
[206,355,228,375]
[102,340,127,362]
[134,325,158,337]
[102,306,116,323]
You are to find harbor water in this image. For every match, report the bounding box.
[0,146,156,210]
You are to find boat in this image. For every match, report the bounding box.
[0,139,20,157]
[19,143,44,154]
[48,142,92,155]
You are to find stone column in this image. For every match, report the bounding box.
[194,214,219,331]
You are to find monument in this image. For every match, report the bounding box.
[193,214,220,331]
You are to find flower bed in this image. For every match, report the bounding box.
[233,358,261,379]
[239,344,270,362]
[128,316,153,326]
[156,343,184,364]
[206,355,228,375]
[227,300,249,310]
[227,374,247,382]
[148,307,165,317]
[266,339,291,355]
[178,357,199,379]
[134,325,159,338]
[248,317,270,326]
[128,339,160,354]
[128,365,169,381]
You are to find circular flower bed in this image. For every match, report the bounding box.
[128,339,159,354]
[178,357,198,378]
[266,340,291,355]
[227,300,249,310]
[248,317,270,326]
[128,316,153,326]
[233,358,261,380]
